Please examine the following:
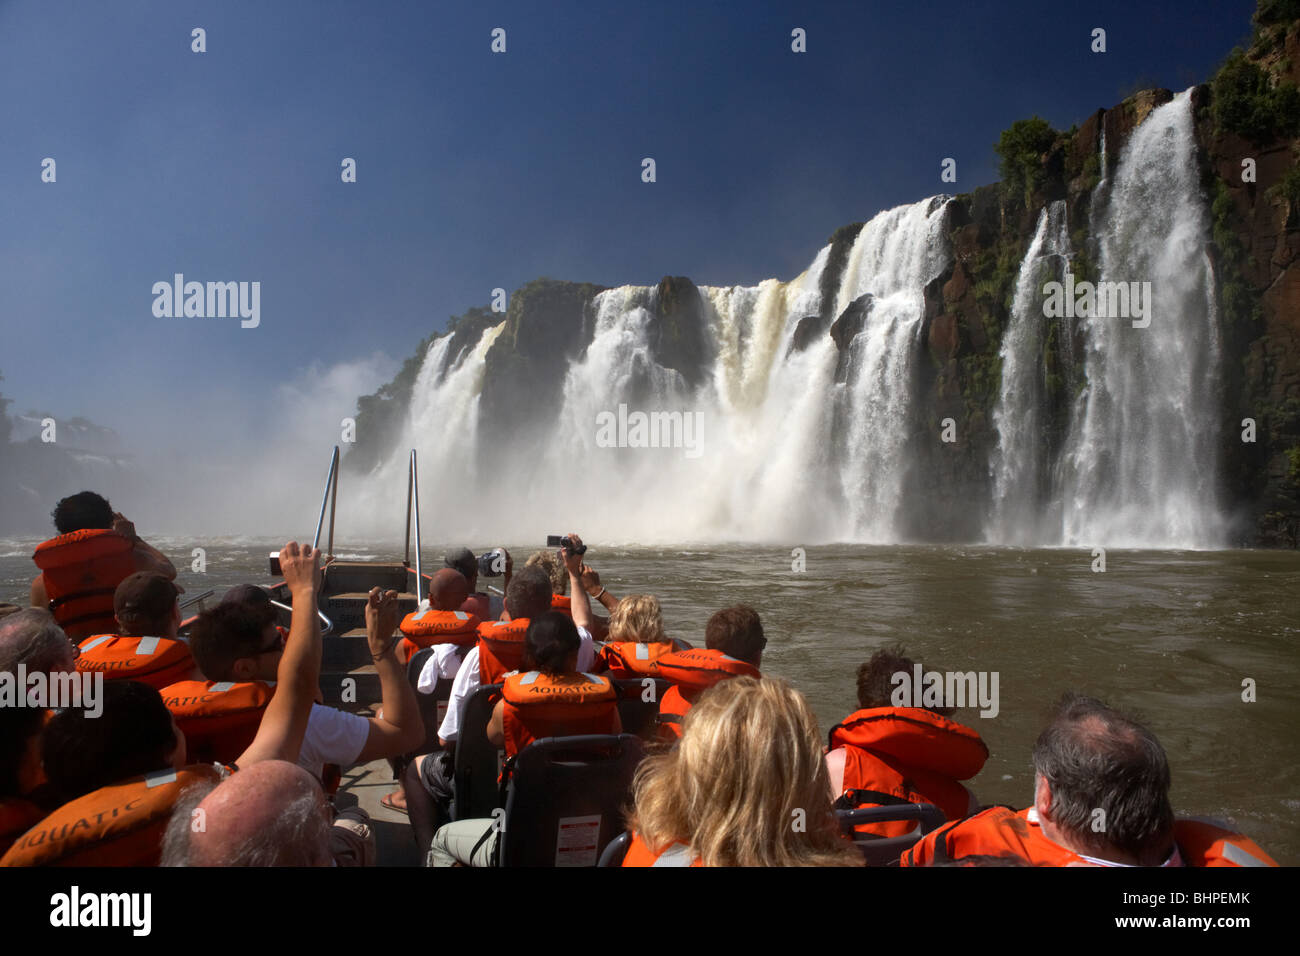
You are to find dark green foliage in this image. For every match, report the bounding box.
[1211,49,1300,143]
[1211,181,1264,331]
[1255,0,1300,27]
[994,117,1059,206]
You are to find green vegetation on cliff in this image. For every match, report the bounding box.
[1210,49,1300,143]
[994,117,1060,207]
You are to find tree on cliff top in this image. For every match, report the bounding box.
[994,117,1058,207]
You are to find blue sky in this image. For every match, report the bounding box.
[0,0,1256,449]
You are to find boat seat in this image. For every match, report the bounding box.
[496,734,645,867]
[450,683,505,822]
[835,803,947,866]
[597,831,631,867]
[612,678,672,738]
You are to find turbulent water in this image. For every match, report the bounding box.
[4,538,1295,863]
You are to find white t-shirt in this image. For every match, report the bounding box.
[437,626,595,743]
[416,643,472,695]
[297,703,370,778]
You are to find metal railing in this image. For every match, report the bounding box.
[313,445,340,558]
[403,449,424,605]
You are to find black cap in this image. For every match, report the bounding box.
[444,548,476,579]
[220,584,272,607]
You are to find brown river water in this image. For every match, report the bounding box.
[3,537,1297,864]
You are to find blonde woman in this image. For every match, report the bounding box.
[622,676,862,867]
[595,594,686,678]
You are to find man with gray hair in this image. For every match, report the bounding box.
[0,608,78,676]
[901,694,1277,867]
[0,609,81,854]
[161,760,373,866]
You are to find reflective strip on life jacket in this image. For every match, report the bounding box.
[161,679,274,765]
[1173,819,1277,867]
[478,617,530,685]
[500,670,618,758]
[32,529,136,639]
[0,765,220,867]
[76,634,196,690]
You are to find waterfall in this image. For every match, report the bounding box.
[349,320,505,537]
[1057,89,1225,548]
[835,197,953,540]
[527,196,952,543]
[988,200,1071,544]
[354,91,1227,551]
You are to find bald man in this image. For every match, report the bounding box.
[161,760,372,866]
[382,569,476,813]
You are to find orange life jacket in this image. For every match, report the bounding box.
[622,832,702,867]
[76,634,195,689]
[0,765,220,867]
[829,707,987,837]
[551,594,572,616]
[32,529,136,640]
[161,680,274,765]
[599,640,680,678]
[478,617,531,685]
[398,608,482,663]
[899,806,1279,867]
[500,671,618,759]
[653,648,759,739]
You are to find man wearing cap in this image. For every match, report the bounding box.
[444,546,510,621]
[74,573,198,689]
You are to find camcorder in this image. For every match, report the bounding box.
[547,534,587,556]
[478,548,507,577]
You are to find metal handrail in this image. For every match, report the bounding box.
[313,445,340,556]
[410,450,423,606]
[178,588,216,614]
[270,598,335,639]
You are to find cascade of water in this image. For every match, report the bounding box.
[1057,89,1224,548]
[988,200,1071,544]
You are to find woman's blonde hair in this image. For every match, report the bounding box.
[524,550,567,595]
[626,676,861,867]
[608,594,665,644]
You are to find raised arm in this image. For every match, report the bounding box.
[353,587,424,761]
[236,541,322,766]
[114,512,178,580]
[560,533,593,632]
[579,565,619,613]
